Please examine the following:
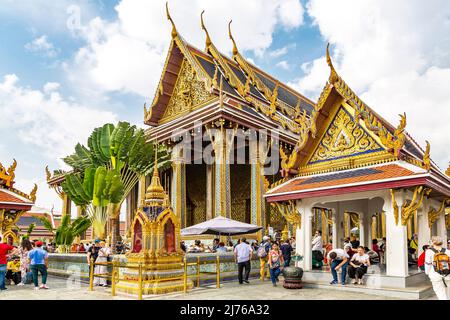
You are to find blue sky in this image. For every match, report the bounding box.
[0,0,449,215]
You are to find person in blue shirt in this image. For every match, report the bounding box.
[28,241,49,290]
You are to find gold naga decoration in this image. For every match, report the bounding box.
[166,1,178,39]
[228,20,273,102]
[390,186,431,225]
[422,140,431,171]
[0,159,17,188]
[446,163,450,177]
[271,201,301,230]
[280,108,319,172]
[428,198,450,229]
[29,183,38,202]
[325,43,407,158]
[269,82,279,115]
[45,165,52,181]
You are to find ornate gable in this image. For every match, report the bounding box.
[159,58,216,124]
[307,106,383,165]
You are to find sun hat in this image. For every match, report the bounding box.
[263,236,270,241]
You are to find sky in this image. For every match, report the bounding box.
[0,0,449,217]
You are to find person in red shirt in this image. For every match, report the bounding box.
[417,244,429,271]
[0,236,15,290]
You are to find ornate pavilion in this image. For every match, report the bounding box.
[265,45,450,289]
[0,159,36,244]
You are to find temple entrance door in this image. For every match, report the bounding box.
[133,220,142,253]
[164,219,176,253]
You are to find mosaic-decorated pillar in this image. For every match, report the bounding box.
[213,128,231,218]
[206,164,213,220]
[250,145,265,240]
[171,154,186,228]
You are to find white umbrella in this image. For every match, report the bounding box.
[181,215,262,236]
[350,227,359,234]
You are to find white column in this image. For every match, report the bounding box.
[296,201,305,269]
[359,213,366,247]
[206,164,213,220]
[385,190,409,277]
[436,213,447,244]
[417,198,431,256]
[304,205,313,271]
[332,210,338,249]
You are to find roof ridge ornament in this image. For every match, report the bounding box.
[200,10,212,49]
[228,20,238,56]
[422,140,431,171]
[326,43,338,84]
[166,2,178,39]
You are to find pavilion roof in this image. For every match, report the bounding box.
[144,5,315,138]
[265,161,450,202]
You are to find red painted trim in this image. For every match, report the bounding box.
[0,204,33,210]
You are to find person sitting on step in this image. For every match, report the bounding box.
[348,246,371,285]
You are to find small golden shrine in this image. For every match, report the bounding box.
[116,154,193,295]
[0,159,36,244]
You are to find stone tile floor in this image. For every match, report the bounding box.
[0,275,434,300]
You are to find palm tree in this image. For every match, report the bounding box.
[61,122,171,251]
[35,215,91,252]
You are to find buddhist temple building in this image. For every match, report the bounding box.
[132,5,318,242]
[0,159,36,244]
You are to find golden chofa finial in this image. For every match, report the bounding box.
[45,165,51,181]
[422,140,431,171]
[200,10,212,49]
[166,2,178,39]
[30,183,38,202]
[326,43,338,84]
[228,20,238,56]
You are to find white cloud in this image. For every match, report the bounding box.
[276,60,290,70]
[67,0,305,98]
[0,74,118,165]
[43,82,60,94]
[25,35,59,57]
[290,0,450,169]
[269,46,289,58]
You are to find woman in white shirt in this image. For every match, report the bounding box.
[348,246,370,285]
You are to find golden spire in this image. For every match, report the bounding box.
[228,20,238,56]
[200,10,212,49]
[166,2,178,39]
[326,43,338,84]
[145,147,166,206]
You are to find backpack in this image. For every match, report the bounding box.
[257,242,269,258]
[430,248,450,276]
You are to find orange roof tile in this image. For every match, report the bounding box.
[0,189,26,204]
[269,164,416,195]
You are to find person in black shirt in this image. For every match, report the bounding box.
[280,239,293,267]
[350,236,360,249]
[87,239,101,264]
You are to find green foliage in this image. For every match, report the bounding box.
[37,214,91,247]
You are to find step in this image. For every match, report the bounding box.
[302,281,434,299]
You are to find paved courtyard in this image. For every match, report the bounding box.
[0,275,435,300]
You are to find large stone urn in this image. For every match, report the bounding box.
[283,255,303,289]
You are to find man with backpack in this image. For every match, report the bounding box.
[257,236,271,281]
[425,236,450,300]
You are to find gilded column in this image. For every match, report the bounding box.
[214,127,231,218]
[61,192,71,217]
[171,149,186,228]
[206,164,213,220]
[251,146,265,239]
